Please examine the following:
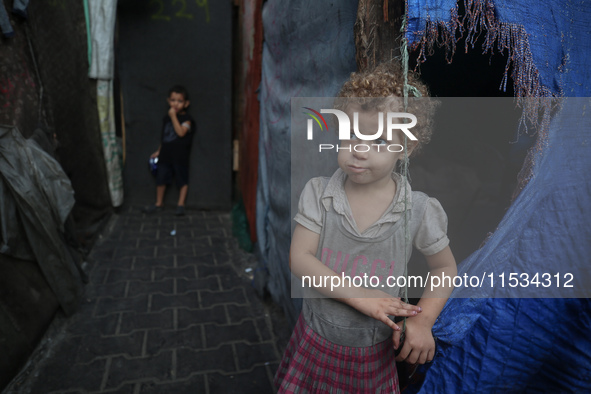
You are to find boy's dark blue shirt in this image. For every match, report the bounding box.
[158,113,195,166]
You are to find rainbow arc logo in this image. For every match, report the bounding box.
[303,107,329,136]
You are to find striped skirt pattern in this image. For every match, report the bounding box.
[274,314,400,393]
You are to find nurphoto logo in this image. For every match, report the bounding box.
[303,107,418,152]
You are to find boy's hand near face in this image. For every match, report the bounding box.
[168,106,178,118]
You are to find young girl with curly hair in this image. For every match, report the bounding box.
[274,62,457,393]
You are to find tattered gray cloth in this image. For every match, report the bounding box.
[0,125,82,315]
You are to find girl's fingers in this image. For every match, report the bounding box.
[406,350,419,365]
[381,316,401,331]
[392,329,402,349]
[396,346,411,362]
[392,307,419,317]
[389,300,421,312]
[426,348,434,363]
[418,350,428,365]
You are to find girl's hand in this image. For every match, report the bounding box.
[393,316,435,364]
[347,291,421,332]
[150,151,160,159]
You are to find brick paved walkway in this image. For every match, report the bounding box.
[5,207,290,394]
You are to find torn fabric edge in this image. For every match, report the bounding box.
[404,0,562,198]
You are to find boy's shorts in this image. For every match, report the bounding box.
[156,162,189,187]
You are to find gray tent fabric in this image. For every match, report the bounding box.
[256,0,358,324]
[0,125,83,316]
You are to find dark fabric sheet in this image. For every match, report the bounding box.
[0,125,83,316]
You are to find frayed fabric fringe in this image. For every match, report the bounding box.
[406,0,561,199]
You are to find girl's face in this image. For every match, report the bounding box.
[337,108,415,187]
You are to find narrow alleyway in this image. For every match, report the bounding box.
[5,207,290,394]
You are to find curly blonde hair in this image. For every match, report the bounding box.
[335,62,437,156]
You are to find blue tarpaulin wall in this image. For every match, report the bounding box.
[405,0,591,392]
[257,0,591,391]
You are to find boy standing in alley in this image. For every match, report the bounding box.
[143,85,195,216]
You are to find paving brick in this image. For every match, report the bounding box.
[133,255,175,269]
[91,248,115,261]
[27,359,107,393]
[146,325,203,355]
[166,228,193,239]
[113,247,156,259]
[138,238,175,248]
[226,304,257,324]
[226,304,265,323]
[193,227,226,237]
[267,362,280,376]
[106,267,153,284]
[167,222,194,232]
[243,286,266,315]
[234,342,278,370]
[100,256,135,270]
[190,245,232,255]
[153,266,196,280]
[99,239,138,249]
[127,279,174,297]
[177,305,227,328]
[66,313,119,336]
[116,223,144,232]
[98,383,135,393]
[112,233,140,244]
[218,271,249,290]
[127,216,161,225]
[176,277,219,293]
[140,223,167,233]
[207,366,274,394]
[208,236,230,247]
[119,309,174,334]
[197,264,236,279]
[176,345,235,378]
[177,254,215,266]
[132,230,159,240]
[76,331,144,363]
[195,251,231,263]
[88,268,109,285]
[107,351,173,388]
[151,292,200,312]
[157,245,195,257]
[203,320,259,348]
[139,375,206,394]
[75,296,100,316]
[95,295,149,317]
[255,317,274,342]
[200,288,248,308]
[87,281,128,298]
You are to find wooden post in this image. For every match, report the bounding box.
[354,0,405,71]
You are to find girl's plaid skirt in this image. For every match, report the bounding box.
[274,314,400,393]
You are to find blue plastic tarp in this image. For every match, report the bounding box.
[405,1,591,392]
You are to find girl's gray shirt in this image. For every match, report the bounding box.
[295,168,449,347]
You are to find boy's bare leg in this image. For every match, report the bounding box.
[178,185,188,206]
[156,185,166,206]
